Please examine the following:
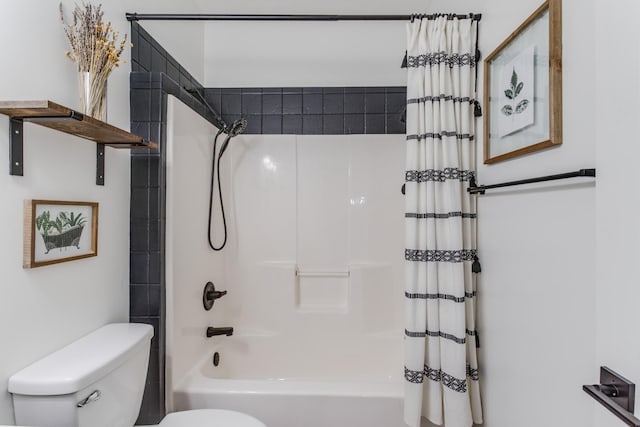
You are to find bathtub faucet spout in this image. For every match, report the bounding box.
[206,326,234,337]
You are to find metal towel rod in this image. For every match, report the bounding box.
[467,168,596,195]
[583,367,640,427]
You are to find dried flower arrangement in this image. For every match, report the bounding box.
[59,2,128,120]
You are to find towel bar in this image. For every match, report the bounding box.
[583,366,640,427]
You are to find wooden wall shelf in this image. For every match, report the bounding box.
[0,100,157,185]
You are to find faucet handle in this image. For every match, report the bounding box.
[207,289,227,299]
[203,282,227,311]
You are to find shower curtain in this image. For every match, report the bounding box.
[403,16,483,427]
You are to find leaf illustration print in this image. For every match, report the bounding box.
[501,67,530,116]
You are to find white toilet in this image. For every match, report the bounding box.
[8,323,266,427]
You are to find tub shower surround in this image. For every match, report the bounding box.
[166,96,407,427]
[129,22,407,424]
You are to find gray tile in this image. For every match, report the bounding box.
[386,92,406,115]
[262,115,282,134]
[131,155,149,188]
[221,93,241,114]
[283,94,302,114]
[130,285,149,316]
[323,93,344,114]
[131,90,151,122]
[149,252,161,287]
[149,285,161,316]
[365,93,385,114]
[149,122,162,148]
[138,35,152,71]
[303,115,323,134]
[149,188,160,219]
[365,113,386,134]
[130,253,149,284]
[131,189,149,219]
[130,221,149,252]
[303,93,323,114]
[149,221,161,252]
[150,90,163,122]
[149,156,160,188]
[151,47,166,73]
[262,94,282,114]
[345,114,365,134]
[131,122,151,145]
[244,115,262,134]
[345,93,365,114]
[386,113,406,134]
[323,115,344,134]
[130,72,151,89]
[242,94,262,115]
[283,115,302,134]
[167,60,180,84]
[204,89,222,113]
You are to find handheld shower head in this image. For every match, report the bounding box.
[227,118,248,137]
[219,119,248,157]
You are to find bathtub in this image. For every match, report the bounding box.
[171,335,409,427]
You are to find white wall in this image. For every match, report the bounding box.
[594,0,640,424]
[199,0,484,87]
[474,1,597,427]
[141,21,205,83]
[0,1,196,424]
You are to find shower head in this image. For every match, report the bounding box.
[218,118,248,157]
[226,118,247,137]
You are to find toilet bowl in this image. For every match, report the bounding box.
[8,323,266,427]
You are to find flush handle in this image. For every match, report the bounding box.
[77,389,101,408]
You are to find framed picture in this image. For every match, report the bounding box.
[23,200,99,269]
[483,0,562,164]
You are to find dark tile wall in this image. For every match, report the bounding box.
[128,21,407,426]
[203,86,406,135]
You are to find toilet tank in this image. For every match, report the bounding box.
[8,323,154,427]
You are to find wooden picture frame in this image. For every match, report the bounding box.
[23,200,99,269]
[483,0,562,164]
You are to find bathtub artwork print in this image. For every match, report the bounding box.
[24,200,99,268]
[36,210,87,254]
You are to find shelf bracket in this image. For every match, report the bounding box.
[9,118,24,176]
[96,145,105,186]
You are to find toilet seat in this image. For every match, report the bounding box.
[159,409,267,427]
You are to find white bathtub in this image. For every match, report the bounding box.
[171,335,409,427]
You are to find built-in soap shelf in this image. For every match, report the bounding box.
[0,100,158,185]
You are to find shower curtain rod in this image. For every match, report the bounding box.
[467,168,596,195]
[126,13,482,22]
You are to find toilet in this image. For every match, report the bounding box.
[8,323,266,427]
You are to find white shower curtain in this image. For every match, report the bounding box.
[404,16,483,427]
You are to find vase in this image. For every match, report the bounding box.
[77,71,107,121]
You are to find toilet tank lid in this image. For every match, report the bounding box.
[8,323,154,396]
